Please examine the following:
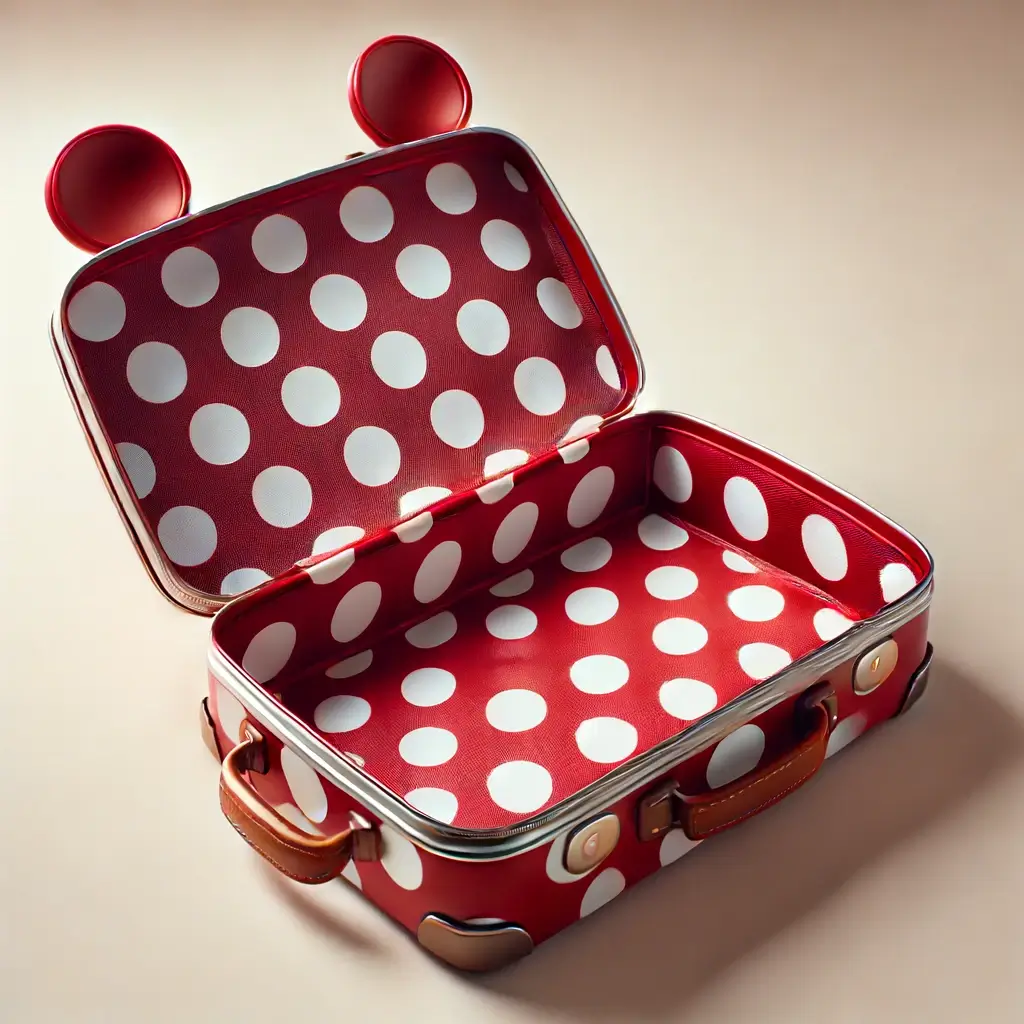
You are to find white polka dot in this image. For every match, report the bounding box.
[503,161,528,191]
[560,536,612,572]
[189,403,250,465]
[405,788,459,824]
[576,717,638,763]
[706,725,765,789]
[638,514,689,551]
[565,588,619,626]
[562,416,603,443]
[281,747,328,822]
[161,246,219,306]
[536,278,582,329]
[398,488,448,518]
[645,566,699,601]
[480,450,529,505]
[426,162,476,214]
[414,540,462,603]
[486,689,547,732]
[395,513,433,544]
[396,244,451,298]
[566,466,615,528]
[401,667,456,707]
[406,611,457,649]
[220,307,280,367]
[486,605,538,640]
[126,341,186,403]
[306,550,354,585]
[652,618,708,655]
[880,563,917,603]
[157,506,216,566]
[653,446,693,503]
[242,621,296,683]
[659,830,700,866]
[595,346,620,389]
[727,585,785,622]
[215,682,246,742]
[481,219,530,270]
[826,713,868,758]
[380,825,423,889]
[281,366,341,427]
[457,299,509,355]
[723,549,758,573]
[220,568,271,595]
[344,426,401,486]
[251,214,307,273]
[490,570,534,597]
[570,655,629,694]
[659,678,718,720]
[313,526,365,556]
[252,466,312,528]
[326,649,373,679]
[487,761,552,813]
[115,442,155,499]
[371,331,426,389]
[314,695,371,733]
[801,514,848,581]
[559,439,590,463]
[399,727,457,767]
[330,581,382,643]
[514,356,566,416]
[67,281,125,341]
[492,502,539,564]
[339,185,394,242]
[724,477,769,541]
[431,390,484,449]
[738,643,792,680]
[310,274,367,331]
[580,869,625,917]
[813,607,855,641]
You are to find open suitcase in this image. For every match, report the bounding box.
[47,35,935,973]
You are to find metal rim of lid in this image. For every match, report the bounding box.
[45,123,191,253]
[347,34,473,147]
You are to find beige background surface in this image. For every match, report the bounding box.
[2,1,1023,1020]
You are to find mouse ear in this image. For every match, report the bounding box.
[348,35,472,147]
[45,125,191,253]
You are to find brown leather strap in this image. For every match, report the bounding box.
[219,723,359,884]
[678,694,833,840]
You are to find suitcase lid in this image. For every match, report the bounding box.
[48,36,644,615]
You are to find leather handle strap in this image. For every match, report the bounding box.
[677,685,836,841]
[220,723,360,884]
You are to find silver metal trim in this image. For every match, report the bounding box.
[209,569,933,865]
[50,127,644,615]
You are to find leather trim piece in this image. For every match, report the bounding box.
[678,698,831,840]
[219,723,380,884]
[417,914,534,972]
[896,642,934,716]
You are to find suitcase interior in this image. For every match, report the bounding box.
[56,128,638,607]
[212,410,930,832]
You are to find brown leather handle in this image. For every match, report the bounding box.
[678,686,836,841]
[220,722,367,884]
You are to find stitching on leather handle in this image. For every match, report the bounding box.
[689,766,820,839]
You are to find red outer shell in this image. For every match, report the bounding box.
[45,124,191,253]
[348,35,473,147]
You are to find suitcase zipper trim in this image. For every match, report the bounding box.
[208,568,933,863]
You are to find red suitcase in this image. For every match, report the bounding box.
[47,35,934,973]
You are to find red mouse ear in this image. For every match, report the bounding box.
[45,125,191,254]
[348,35,472,147]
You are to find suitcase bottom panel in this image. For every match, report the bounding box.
[212,411,930,833]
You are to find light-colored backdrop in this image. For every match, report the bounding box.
[2,1,1022,1020]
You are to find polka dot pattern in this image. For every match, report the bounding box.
[62,135,635,597]
[246,418,925,830]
